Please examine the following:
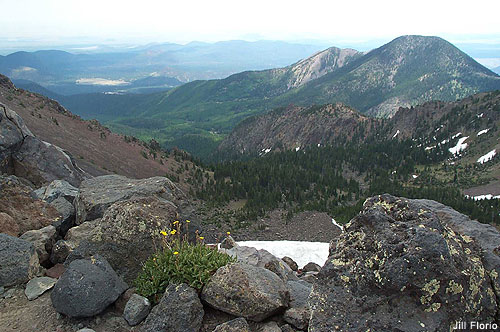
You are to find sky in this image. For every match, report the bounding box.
[1,0,500,62]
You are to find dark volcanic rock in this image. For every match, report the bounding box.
[33,179,78,203]
[0,233,39,287]
[51,255,127,318]
[201,263,289,322]
[302,262,321,272]
[12,135,86,187]
[309,194,499,331]
[0,102,32,173]
[74,174,185,224]
[49,196,75,236]
[282,256,298,272]
[123,293,151,326]
[141,283,203,332]
[212,317,251,332]
[64,196,183,284]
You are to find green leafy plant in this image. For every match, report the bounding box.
[135,221,235,303]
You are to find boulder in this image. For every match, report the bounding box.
[0,102,32,173]
[0,175,61,236]
[282,256,298,271]
[20,225,57,267]
[309,194,499,331]
[212,317,251,332]
[0,234,39,287]
[74,174,185,224]
[283,307,309,330]
[123,293,151,326]
[49,197,75,236]
[287,280,312,308]
[225,246,298,282]
[51,255,127,318]
[24,276,57,300]
[64,196,182,284]
[141,283,204,332]
[301,262,321,272]
[201,263,289,322]
[12,135,86,187]
[33,179,78,203]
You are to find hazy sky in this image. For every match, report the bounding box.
[2,0,500,45]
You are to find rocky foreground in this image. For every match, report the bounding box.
[1,102,500,331]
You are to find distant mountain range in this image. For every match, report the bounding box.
[0,41,326,95]
[26,35,499,157]
[494,66,500,75]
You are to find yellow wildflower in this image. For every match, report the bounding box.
[227,231,231,235]
[173,251,179,255]
[199,236,204,240]
[186,220,191,223]
[170,230,177,235]
[173,220,179,225]
[160,230,167,236]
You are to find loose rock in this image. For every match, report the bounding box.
[25,276,57,300]
[0,233,39,287]
[123,293,151,326]
[281,256,298,271]
[20,225,57,267]
[212,317,250,332]
[201,263,289,322]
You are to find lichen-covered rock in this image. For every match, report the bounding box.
[0,233,39,287]
[123,293,151,326]
[141,283,203,332]
[283,307,309,330]
[74,174,185,224]
[201,263,289,322]
[51,255,127,318]
[33,179,78,203]
[309,194,499,331]
[282,256,298,271]
[64,196,184,284]
[212,317,251,332]
[20,225,57,267]
[225,246,298,282]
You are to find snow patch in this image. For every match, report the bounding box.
[331,218,344,232]
[477,149,496,164]
[425,145,436,151]
[412,174,419,179]
[392,130,400,138]
[449,136,469,155]
[236,241,329,268]
[452,132,462,139]
[466,194,500,201]
[477,113,484,118]
[477,128,490,136]
[295,146,300,152]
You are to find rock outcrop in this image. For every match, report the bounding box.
[201,263,289,322]
[309,194,500,331]
[74,174,185,224]
[51,255,127,318]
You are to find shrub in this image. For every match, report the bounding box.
[135,222,235,303]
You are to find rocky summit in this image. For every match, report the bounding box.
[309,194,500,331]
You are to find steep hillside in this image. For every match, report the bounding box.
[218,103,379,155]
[0,74,198,190]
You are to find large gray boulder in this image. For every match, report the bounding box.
[33,179,78,203]
[0,233,39,287]
[141,283,204,332]
[0,103,32,173]
[309,194,500,331]
[201,263,289,322]
[225,246,298,282]
[74,175,185,224]
[12,136,86,187]
[51,255,127,318]
[64,196,182,284]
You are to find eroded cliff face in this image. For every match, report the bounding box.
[309,194,500,331]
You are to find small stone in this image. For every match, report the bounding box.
[258,321,282,332]
[25,276,57,300]
[281,256,298,271]
[302,262,321,272]
[123,293,151,326]
[45,264,66,279]
[213,317,251,332]
[76,328,95,332]
[114,288,135,314]
[283,307,309,330]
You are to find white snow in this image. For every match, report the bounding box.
[477,113,484,118]
[425,145,436,151]
[477,149,497,164]
[331,218,344,232]
[264,148,271,154]
[466,194,500,201]
[440,138,449,145]
[449,136,469,155]
[412,174,419,179]
[477,128,490,136]
[295,146,300,152]
[392,130,400,138]
[236,241,330,268]
[452,132,462,139]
